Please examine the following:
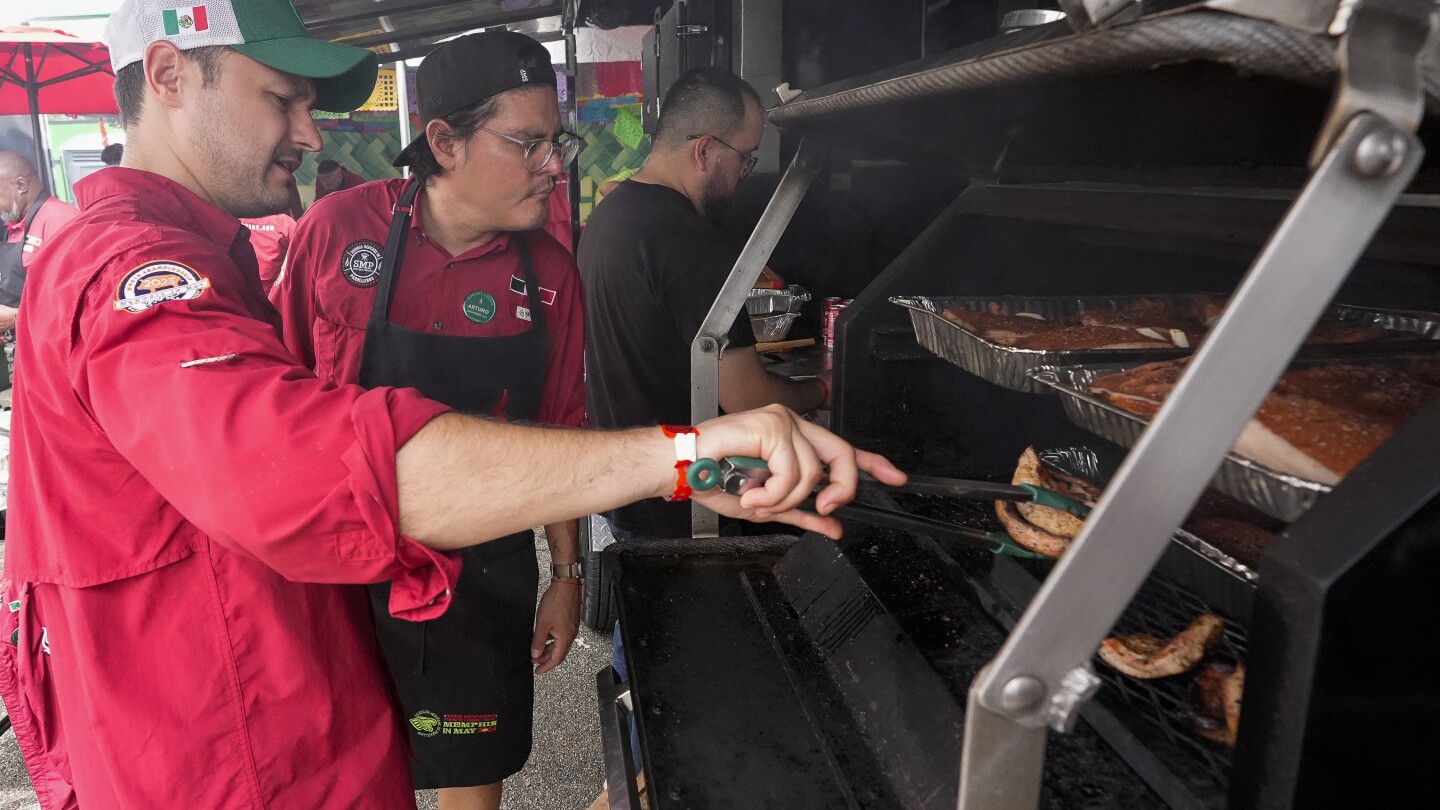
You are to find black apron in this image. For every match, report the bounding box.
[362,179,547,788]
[0,192,46,308]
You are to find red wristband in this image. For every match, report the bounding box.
[660,425,699,501]
[815,377,830,409]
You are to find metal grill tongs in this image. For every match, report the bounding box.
[687,458,1090,558]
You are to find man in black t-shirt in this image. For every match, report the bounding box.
[579,67,828,539]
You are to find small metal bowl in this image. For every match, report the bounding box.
[751,312,800,343]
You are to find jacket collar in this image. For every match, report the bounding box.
[75,167,244,249]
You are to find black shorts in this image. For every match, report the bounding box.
[369,531,539,789]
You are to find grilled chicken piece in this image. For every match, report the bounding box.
[995,498,1071,557]
[1012,447,1098,539]
[1193,663,1246,747]
[993,447,1103,558]
[1098,613,1225,679]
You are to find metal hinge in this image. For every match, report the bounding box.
[677,24,709,36]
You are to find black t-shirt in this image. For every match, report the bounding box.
[578,180,757,537]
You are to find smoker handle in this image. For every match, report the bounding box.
[596,666,643,810]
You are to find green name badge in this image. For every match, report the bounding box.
[463,291,497,324]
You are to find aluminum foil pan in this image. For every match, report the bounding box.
[892,295,1192,394]
[891,294,1440,395]
[751,312,799,343]
[746,285,811,317]
[1330,302,1440,338]
[1028,363,1330,522]
[1038,447,1258,586]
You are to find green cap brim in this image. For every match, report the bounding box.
[232,37,379,113]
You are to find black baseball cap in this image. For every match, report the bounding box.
[392,31,557,168]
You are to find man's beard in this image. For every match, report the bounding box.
[697,175,735,226]
[0,198,23,224]
[188,93,294,218]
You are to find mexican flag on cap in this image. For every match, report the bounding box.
[162,6,209,34]
[105,0,381,113]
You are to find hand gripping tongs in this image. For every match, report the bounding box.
[685,457,1091,558]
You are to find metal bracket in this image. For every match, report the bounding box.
[774,82,804,105]
[1309,0,1434,165]
[689,138,824,537]
[597,668,643,810]
[677,24,710,35]
[1056,0,1142,31]
[957,6,1430,804]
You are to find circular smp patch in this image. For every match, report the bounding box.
[113,261,211,313]
[340,240,385,288]
[463,291,497,324]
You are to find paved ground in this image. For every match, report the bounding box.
[0,531,611,809]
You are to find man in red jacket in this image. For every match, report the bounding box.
[272,32,585,810]
[0,1,903,808]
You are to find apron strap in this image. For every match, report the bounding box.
[368,179,423,325]
[18,191,46,244]
[512,234,546,330]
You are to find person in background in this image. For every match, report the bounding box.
[579,67,829,544]
[0,0,904,806]
[0,150,78,334]
[272,31,585,810]
[313,157,365,202]
[577,67,832,784]
[100,143,124,166]
[240,211,296,293]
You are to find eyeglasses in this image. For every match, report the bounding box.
[479,127,581,172]
[688,134,759,178]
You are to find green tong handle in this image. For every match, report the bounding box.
[1017,483,1091,518]
[687,455,769,493]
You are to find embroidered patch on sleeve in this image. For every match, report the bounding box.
[113,261,211,313]
[341,240,384,287]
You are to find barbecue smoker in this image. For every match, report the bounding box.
[596,1,1440,808]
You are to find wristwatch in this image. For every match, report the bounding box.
[551,562,583,579]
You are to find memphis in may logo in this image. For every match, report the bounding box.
[163,5,210,35]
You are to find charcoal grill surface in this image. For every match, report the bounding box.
[609,531,1160,808]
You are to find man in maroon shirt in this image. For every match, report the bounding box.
[312,157,365,202]
[0,0,903,807]
[0,150,78,332]
[272,32,586,810]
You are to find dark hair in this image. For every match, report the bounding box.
[407,94,502,185]
[113,45,229,129]
[100,143,124,166]
[317,159,340,174]
[653,67,762,149]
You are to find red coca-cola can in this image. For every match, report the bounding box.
[822,297,851,350]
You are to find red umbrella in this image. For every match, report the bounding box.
[0,25,117,180]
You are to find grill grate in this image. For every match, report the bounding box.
[1096,574,1248,796]
[857,488,1246,805]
